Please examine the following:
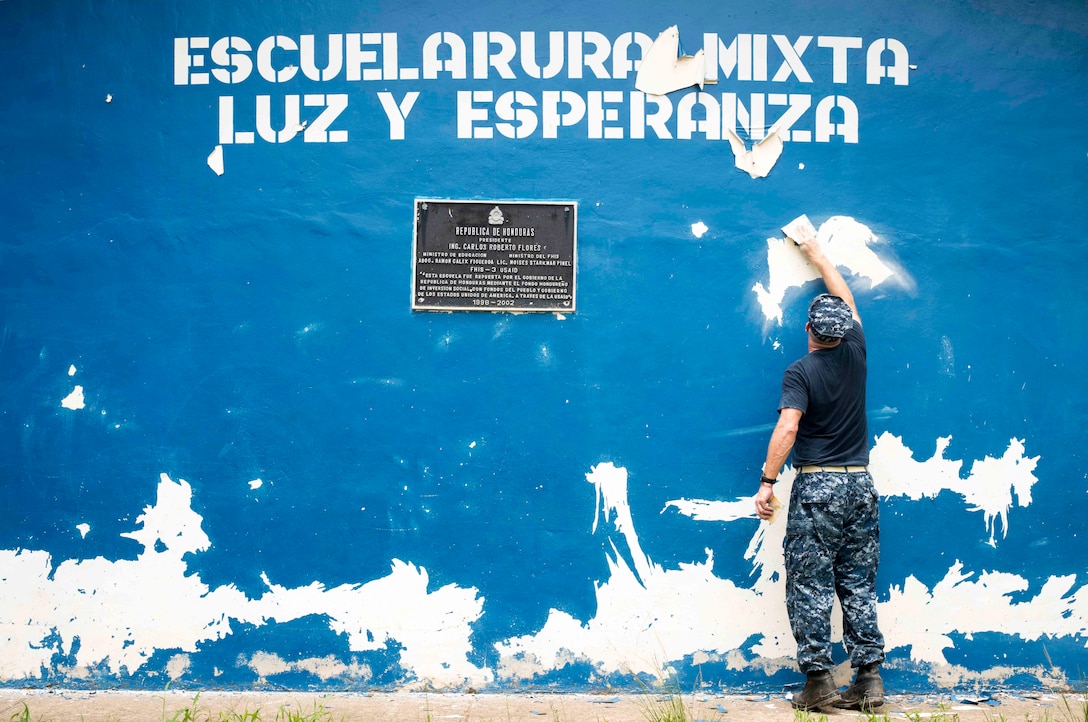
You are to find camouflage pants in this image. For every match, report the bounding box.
[784,469,885,673]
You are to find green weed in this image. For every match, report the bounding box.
[1042,647,1088,722]
[273,700,342,722]
[162,693,207,722]
[8,703,32,722]
[792,709,829,722]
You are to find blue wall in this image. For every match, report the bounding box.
[1,0,1086,692]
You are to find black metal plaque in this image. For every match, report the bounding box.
[412,200,577,312]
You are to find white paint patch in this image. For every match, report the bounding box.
[0,473,489,688]
[634,26,705,96]
[68,365,77,377]
[496,462,794,681]
[243,652,372,682]
[76,523,90,539]
[248,478,263,490]
[498,437,1069,685]
[691,221,708,238]
[165,653,190,680]
[207,145,224,176]
[869,432,1039,546]
[105,93,113,104]
[61,385,85,410]
[752,216,903,325]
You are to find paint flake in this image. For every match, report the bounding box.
[725,128,784,179]
[207,145,224,176]
[634,26,706,96]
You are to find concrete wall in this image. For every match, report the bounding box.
[1,0,1086,692]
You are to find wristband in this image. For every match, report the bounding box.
[760,475,777,485]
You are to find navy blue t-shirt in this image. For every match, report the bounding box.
[778,324,869,466]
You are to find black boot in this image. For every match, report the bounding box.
[791,670,840,710]
[835,662,884,711]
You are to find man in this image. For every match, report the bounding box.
[754,225,885,712]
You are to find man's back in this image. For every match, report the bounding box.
[779,324,868,466]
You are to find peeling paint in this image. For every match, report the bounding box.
[752,216,901,326]
[634,26,706,96]
[207,145,224,176]
[726,127,784,179]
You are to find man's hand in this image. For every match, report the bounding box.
[785,220,817,246]
[789,230,860,324]
[755,483,777,521]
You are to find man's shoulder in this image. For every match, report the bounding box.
[844,323,866,346]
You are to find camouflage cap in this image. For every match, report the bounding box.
[808,294,853,341]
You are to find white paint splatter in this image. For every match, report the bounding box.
[248,478,263,490]
[752,216,904,326]
[0,473,489,688]
[498,435,1065,685]
[165,654,190,680]
[691,221,709,238]
[68,365,77,377]
[869,432,1039,546]
[61,385,85,410]
[243,652,371,682]
[76,523,90,539]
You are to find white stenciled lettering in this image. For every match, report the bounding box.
[174,37,210,85]
[629,92,673,140]
[611,32,653,80]
[458,90,493,139]
[703,33,769,83]
[818,36,863,84]
[256,94,301,143]
[257,35,298,83]
[300,34,343,81]
[771,34,813,83]
[677,92,720,140]
[218,95,347,144]
[722,92,767,141]
[815,95,859,143]
[377,91,419,140]
[542,90,586,138]
[456,89,854,144]
[218,96,254,144]
[210,37,252,84]
[304,94,349,142]
[473,32,518,80]
[567,31,612,79]
[867,38,910,85]
[423,32,467,79]
[587,91,625,139]
[768,94,813,142]
[345,33,382,81]
[495,90,539,139]
[519,31,565,79]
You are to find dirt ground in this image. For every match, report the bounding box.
[0,689,1072,722]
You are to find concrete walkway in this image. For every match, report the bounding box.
[0,689,1071,721]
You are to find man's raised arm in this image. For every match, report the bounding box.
[786,225,860,324]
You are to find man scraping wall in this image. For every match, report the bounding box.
[754,221,886,712]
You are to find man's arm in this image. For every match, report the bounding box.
[755,407,802,520]
[786,226,861,324]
